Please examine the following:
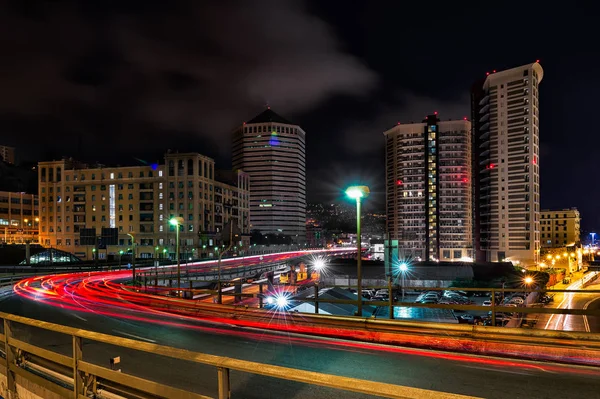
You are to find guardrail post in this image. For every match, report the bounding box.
[259,283,263,308]
[217,366,230,399]
[388,277,394,319]
[217,281,222,304]
[3,319,16,395]
[314,283,319,314]
[73,335,84,397]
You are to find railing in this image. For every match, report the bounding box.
[0,312,476,399]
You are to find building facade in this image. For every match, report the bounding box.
[37,153,249,259]
[472,62,543,265]
[541,208,580,248]
[0,191,38,244]
[0,145,15,164]
[385,115,472,261]
[232,108,306,243]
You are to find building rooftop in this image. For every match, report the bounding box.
[246,108,294,125]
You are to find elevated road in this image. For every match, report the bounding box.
[2,286,600,397]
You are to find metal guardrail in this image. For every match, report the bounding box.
[0,312,478,399]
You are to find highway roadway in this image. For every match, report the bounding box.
[540,279,600,332]
[2,290,600,399]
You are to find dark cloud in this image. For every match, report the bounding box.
[0,0,377,162]
[341,93,470,155]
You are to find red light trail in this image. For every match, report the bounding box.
[11,249,600,375]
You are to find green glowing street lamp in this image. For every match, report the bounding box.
[118,250,124,269]
[169,217,184,297]
[345,185,370,316]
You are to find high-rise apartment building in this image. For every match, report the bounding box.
[385,115,472,261]
[541,208,580,248]
[0,145,15,164]
[232,108,306,243]
[0,191,39,243]
[471,62,543,265]
[38,152,249,259]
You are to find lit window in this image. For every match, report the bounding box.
[110,173,114,179]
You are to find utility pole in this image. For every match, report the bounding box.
[127,233,136,284]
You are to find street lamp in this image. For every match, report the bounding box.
[169,217,184,298]
[523,275,534,300]
[398,262,408,302]
[127,233,136,283]
[118,250,124,269]
[345,185,370,316]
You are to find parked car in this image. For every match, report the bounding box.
[483,300,493,306]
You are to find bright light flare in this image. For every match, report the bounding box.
[345,185,370,200]
[524,276,534,285]
[276,294,289,309]
[313,257,326,271]
[399,263,408,272]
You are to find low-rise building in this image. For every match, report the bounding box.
[0,191,38,243]
[540,208,580,248]
[38,152,249,260]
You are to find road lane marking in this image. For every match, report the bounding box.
[582,297,600,333]
[460,365,535,376]
[112,330,157,343]
[72,314,87,322]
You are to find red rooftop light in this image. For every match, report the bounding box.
[463,117,467,120]
[486,72,490,76]
[396,179,403,186]
[434,111,438,115]
[493,70,496,73]
[536,59,540,63]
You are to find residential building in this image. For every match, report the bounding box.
[541,208,581,248]
[0,145,15,164]
[37,152,249,259]
[384,115,472,261]
[232,108,306,243]
[0,191,38,243]
[471,62,543,265]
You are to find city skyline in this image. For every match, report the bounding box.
[1,2,599,233]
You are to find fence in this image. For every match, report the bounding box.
[0,312,477,399]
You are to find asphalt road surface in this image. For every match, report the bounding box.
[2,292,600,399]
[539,280,600,332]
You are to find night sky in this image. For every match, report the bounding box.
[2,1,599,232]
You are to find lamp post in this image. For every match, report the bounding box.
[345,185,370,316]
[169,217,184,298]
[127,233,136,283]
[399,262,408,302]
[118,250,124,270]
[524,276,534,302]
